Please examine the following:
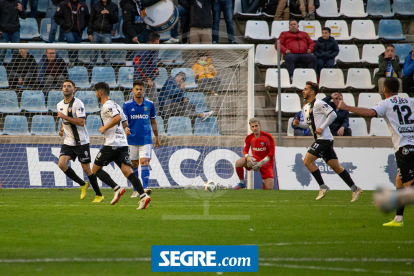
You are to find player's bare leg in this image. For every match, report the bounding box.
[382,174,411,226]
[233,158,248,190]
[303,152,330,200]
[58,155,88,199]
[262,178,274,190]
[92,164,126,205]
[131,159,140,197]
[119,163,151,209]
[326,159,362,202]
[81,163,103,202]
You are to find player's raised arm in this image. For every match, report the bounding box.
[99,114,122,134]
[337,99,377,118]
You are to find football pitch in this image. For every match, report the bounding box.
[0,188,413,276]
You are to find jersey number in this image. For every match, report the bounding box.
[393,105,414,125]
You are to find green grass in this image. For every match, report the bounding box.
[0,188,413,276]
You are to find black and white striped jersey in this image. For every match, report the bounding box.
[57,97,89,146]
[302,99,335,141]
[101,100,128,147]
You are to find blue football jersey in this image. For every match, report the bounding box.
[123,97,156,145]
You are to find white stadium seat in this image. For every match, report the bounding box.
[270,21,289,39]
[335,45,361,63]
[361,44,386,64]
[349,118,368,136]
[346,68,375,89]
[340,0,367,17]
[291,69,317,90]
[265,68,291,88]
[370,118,391,136]
[317,0,342,17]
[319,69,348,89]
[351,20,378,40]
[255,44,282,66]
[315,93,327,100]
[325,20,351,41]
[342,93,356,107]
[245,21,271,40]
[275,93,301,113]
[298,20,322,41]
[287,117,295,136]
[358,93,382,108]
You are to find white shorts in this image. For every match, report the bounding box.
[129,144,152,160]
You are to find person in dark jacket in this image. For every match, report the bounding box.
[46,0,65,43]
[322,92,351,136]
[181,0,213,44]
[402,45,414,93]
[290,0,319,19]
[374,45,402,94]
[134,32,160,89]
[212,0,235,44]
[7,49,37,88]
[54,0,90,65]
[314,27,339,75]
[37,49,68,88]
[88,0,118,66]
[0,0,26,65]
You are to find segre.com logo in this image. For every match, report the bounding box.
[151,245,258,272]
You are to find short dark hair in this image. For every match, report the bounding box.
[149,32,160,43]
[63,79,76,88]
[94,82,110,95]
[385,44,395,49]
[175,71,186,81]
[383,77,399,94]
[133,80,145,88]
[306,81,319,95]
[289,19,298,24]
[322,27,331,33]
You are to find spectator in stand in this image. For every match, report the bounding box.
[0,0,26,65]
[322,92,351,136]
[37,49,68,88]
[290,0,319,20]
[314,27,339,75]
[192,53,220,95]
[7,48,37,88]
[276,19,316,79]
[22,0,38,18]
[292,107,312,136]
[46,0,65,43]
[181,0,212,44]
[134,32,160,89]
[166,3,188,44]
[88,0,118,66]
[403,45,414,92]
[212,0,235,44]
[374,45,402,94]
[54,0,90,67]
[261,0,289,20]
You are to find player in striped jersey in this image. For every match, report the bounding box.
[57,80,103,202]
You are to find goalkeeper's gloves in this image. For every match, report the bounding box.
[246,155,257,168]
[252,157,270,172]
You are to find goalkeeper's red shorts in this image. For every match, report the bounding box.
[246,166,274,179]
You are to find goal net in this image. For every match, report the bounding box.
[0,43,254,190]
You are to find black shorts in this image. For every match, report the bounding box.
[60,144,91,164]
[94,146,132,168]
[307,140,338,163]
[395,145,414,184]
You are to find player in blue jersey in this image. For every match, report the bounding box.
[123,80,160,197]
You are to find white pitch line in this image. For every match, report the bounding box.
[0,258,151,263]
[251,241,414,247]
[259,257,414,262]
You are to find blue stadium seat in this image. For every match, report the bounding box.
[0,91,21,113]
[75,91,100,113]
[194,117,220,136]
[40,18,61,42]
[68,66,91,89]
[3,115,30,135]
[4,49,13,64]
[393,44,412,64]
[378,20,406,40]
[78,42,104,64]
[19,18,40,39]
[154,68,168,90]
[118,67,134,89]
[31,115,57,135]
[0,66,9,88]
[82,28,89,40]
[152,116,165,136]
[110,90,125,107]
[38,0,49,13]
[27,44,47,63]
[366,0,394,17]
[21,90,48,112]
[56,48,70,63]
[91,67,118,88]
[170,68,198,89]
[167,117,193,136]
[159,50,185,65]
[85,115,102,135]
[394,0,414,15]
[184,92,209,113]
[109,49,126,64]
[47,90,64,112]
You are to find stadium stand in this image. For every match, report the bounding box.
[184,92,209,113]
[287,117,294,136]
[118,67,134,89]
[316,0,341,17]
[378,19,406,40]
[154,68,168,90]
[85,115,102,136]
[3,115,30,135]
[68,66,92,89]
[349,118,368,136]
[270,21,289,39]
[361,44,386,64]
[255,45,282,66]
[357,93,382,108]
[0,66,9,88]
[244,21,271,41]
[291,69,317,90]
[21,91,48,113]
[91,67,118,88]
[152,116,165,136]
[393,0,414,16]
[335,45,361,64]
[324,20,351,41]
[0,91,21,113]
[369,118,391,136]
[159,50,185,65]
[298,21,322,41]
[31,115,57,135]
[110,91,126,107]
[319,69,347,89]
[346,69,375,89]
[167,117,193,136]
[75,91,101,113]
[47,90,64,113]
[194,117,221,136]
[170,68,198,89]
[393,44,412,64]
[340,0,367,17]
[366,0,394,17]
[19,18,40,40]
[275,93,301,114]
[265,69,291,89]
[351,20,378,40]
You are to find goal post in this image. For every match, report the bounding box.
[0,43,255,189]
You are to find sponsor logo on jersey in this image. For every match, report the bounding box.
[84,151,88,157]
[253,147,267,151]
[131,108,135,111]
[322,104,330,111]
[131,114,149,119]
[68,107,72,113]
[144,106,148,111]
[398,126,414,133]
[260,142,264,146]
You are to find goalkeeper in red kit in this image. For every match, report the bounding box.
[233,118,275,190]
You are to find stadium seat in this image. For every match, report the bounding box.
[291,69,317,90]
[315,93,327,100]
[85,115,102,135]
[47,90,64,113]
[19,18,40,39]
[346,69,375,89]
[265,68,291,88]
[340,0,367,17]
[194,117,220,136]
[373,68,379,77]
[82,28,89,40]
[0,91,21,113]
[0,66,9,88]
[109,49,126,64]
[335,45,360,63]
[349,118,368,136]
[40,18,61,42]
[399,93,409,98]
[378,20,406,40]
[68,66,91,89]
[324,20,351,41]
[275,93,301,113]
[27,46,46,64]
[393,0,414,16]
[298,21,322,41]
[37,0,48,13]
[270,21,289,39]
[56,49,70,63]
[118,67,134,89]
[316,0,342,17]
[255,44,281,66]
[31,115,57,135]
[184,92,209,113]
[75,91,101,113]
[170,68,198,89]
[159,50,185,65]
[361,44,386,64]
[167,117,193,136]
[393,44,412,64]
[366,0,394,17]
[4,49,12,64]
[319,69,347,89]
[233,0,262,17]
[110,90,125,107]
[287,117,295,136]
[3,115,30,135]
[152,116,165,136]
[370,117,391,136]
[244,21,271,40]
[154,68,168,89]
[351,20,378,40]
[91,67,118,88]
[342,93,356,107]
[358,93,382,108]
[21,90,48,112]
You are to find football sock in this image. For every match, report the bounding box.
[128,173,145,195]
[338,170,357,192]
[95,169,118,189]
[64,167,85,186]
[141,165,150,189]
[236,167,244,182]
[311,169,326,189]
[132,167,139,192]
[395,187,405,221]
[87,174,102,196]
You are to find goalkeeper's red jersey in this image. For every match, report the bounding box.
[243,131,275,167]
